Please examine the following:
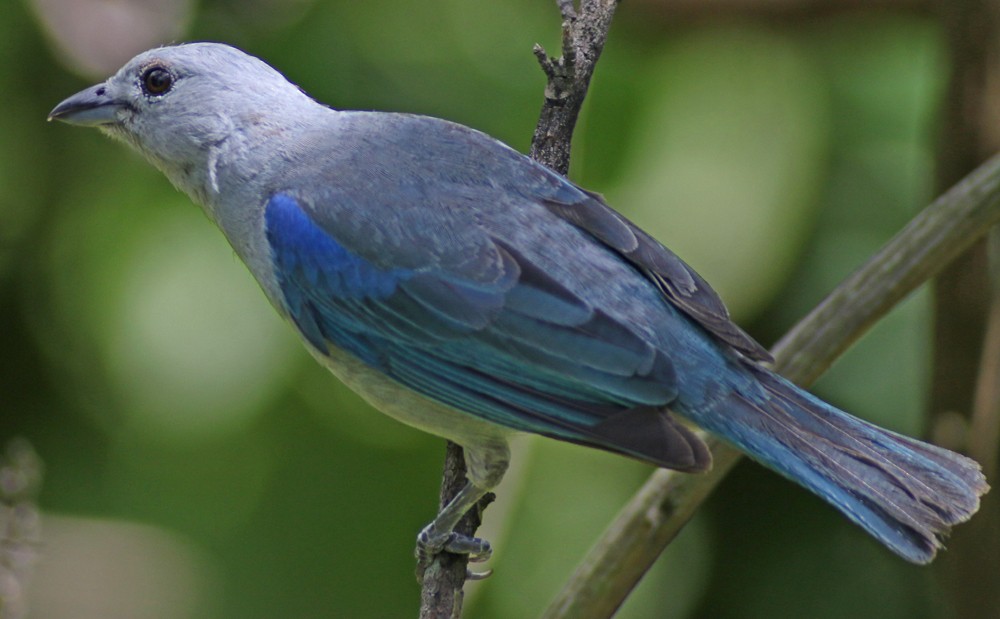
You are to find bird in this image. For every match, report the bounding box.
[49,42,987,569]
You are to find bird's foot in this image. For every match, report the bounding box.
[415,525,493,580]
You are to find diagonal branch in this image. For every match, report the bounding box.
[543,152,1000,619]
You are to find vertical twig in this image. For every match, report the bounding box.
[417,2,620,616]
[970,282,1000,478]
[930,0,996,445]
[531,0,621,174]
[932,3,1000,618]
[418,443,493,619]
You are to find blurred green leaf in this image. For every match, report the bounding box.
[610,25,831,320]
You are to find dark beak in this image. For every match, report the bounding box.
[48,84,125,126]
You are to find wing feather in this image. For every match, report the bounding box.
[263,191,704,468]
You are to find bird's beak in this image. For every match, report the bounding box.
[48,84,125,126]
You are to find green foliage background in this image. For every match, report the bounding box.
[1,1,960,616]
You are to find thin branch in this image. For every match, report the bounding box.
[941,228,1000,619]
[970,270,1000,478]
[417,1,621,616]
[775,155,1000,384]
[530,0,621,175]
[930,3,1000,618]
[543,152,1000,619]
[418,443,493,619]
[929,0,997,441]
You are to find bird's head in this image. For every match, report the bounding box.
[49,42,318,195]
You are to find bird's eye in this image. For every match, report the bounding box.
[141,66,173,96]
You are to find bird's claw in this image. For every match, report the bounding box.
[443,532,492,561]
[415,526,493,580]
[416,527,493,562]
[466,567,493,581]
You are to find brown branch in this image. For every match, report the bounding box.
[417,2,620,616]
[930,3,1000,617]
[930,0,998,440]
[418,443,493,619]
[543,152,1000,619]
[530,0,621,175]
[970,256,1000,478]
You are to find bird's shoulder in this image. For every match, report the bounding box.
[268,111,569,270]
[285,111,576,201]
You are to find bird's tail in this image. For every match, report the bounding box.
[688,365,989,564]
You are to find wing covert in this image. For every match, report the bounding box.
[508,158,772,363]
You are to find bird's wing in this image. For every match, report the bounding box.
[522,176,773,363]
[264,190,709,472]
[315,112,769,363]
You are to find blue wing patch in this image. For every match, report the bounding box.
[263,191,706,470]
[265,192,412,362]
[265,193,408,300]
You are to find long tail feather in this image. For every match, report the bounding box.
[690,365,989,564]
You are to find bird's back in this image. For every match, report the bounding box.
[271,110,727,369]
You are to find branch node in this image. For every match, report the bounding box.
[533,44,556,79]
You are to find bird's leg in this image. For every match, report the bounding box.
[415,440,509,578]
[415,480,493,564]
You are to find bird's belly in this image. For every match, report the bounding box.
[305,342,514,452]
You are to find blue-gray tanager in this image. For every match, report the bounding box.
[49,43,987,566]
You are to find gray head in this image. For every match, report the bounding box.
[49,43,320,194]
